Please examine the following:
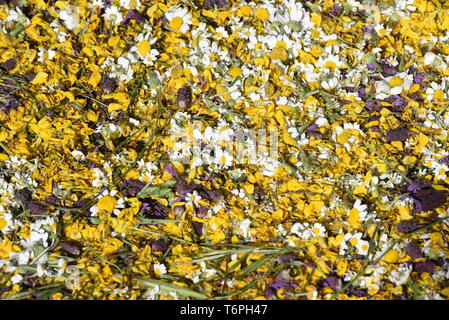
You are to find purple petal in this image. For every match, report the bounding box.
[386,128,410,143]
[438,156,449,163]
[164,164,179,179]
[412,189,446,212]
[414,262,436,273]
[60,242,81,256]
[395,221,422,234]
[121,11,147,24]
[406,241,423,259]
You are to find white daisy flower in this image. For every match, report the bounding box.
[153,263,167,276]
[388,263,412,286]
[103,6,123,25]
[185,191,202,206]
[165,7,192,33]
[310,223,326,237]
[426,81,446,100]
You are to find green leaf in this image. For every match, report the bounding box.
[241,255,273,276]
[138,279,207,299]
[89,217,101,224]
[136,181,176,199]
[138,218,182,225]
[162,180,177,187]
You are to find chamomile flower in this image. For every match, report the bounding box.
[165,7,192,33]
[119,0,141,10]
[348,200,368,226]
[153,263,167,276]
[374,23,392,37]
[58,6,80,30]
[37,48,56,63]
[426,81,446,100]
[215,26,229,39]
[310,223,326,237]
[388,263,412,286]
[103,6,123,25]
[356,239,370,255]
[96,190,125,216]
[321,76,339,90]
[0,210,13,234]
[185,191,202,207]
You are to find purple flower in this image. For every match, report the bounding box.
[176,86,192,109]
[365,100,381,112]
[192,221,205,236]
[141,202,150,211]
[330,5,342,16]
[151,239,169,253]
[99,76,117,94]
[407,183,421,193]
[414,262,436,273]
[385,95,408,111]
[269,282,295,291]
[1,57,18,71]
[356,87,366,97]
[395,221,422,234]
[307,123,319,132]
[274,270,291,284]
[14,188,32,204]
[386,127,410,143]
[121,11,147,24]
[1,96,20,114]
[380,63,398,76]
[405,180,429,193]
[60,242,81,256]
[438,156,449,163]
[26,202,47,216]
[322,274,342,291]
[141,199,169,218]
[197,76,206,85]
[22,73,36,82]
[370,126,382,134]
[73,199,92,217]
[362,25,374,36]
[346,286,369,297]
[164,164,180,179]
[413,72,425,84]
[306,122,322,138]
[408,93,423,101]
[203,0,229,10]
[411,189,446,213]
[264,286,277,300]
[367,63,376,70]
[121,179,146,197]
[406,241,423,259]
[45,196,61,207]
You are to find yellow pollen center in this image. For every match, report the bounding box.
[170,17,183,30]
[0,218,6,230]
[434,89,444,100]
[97,196,117,212]
[324,61,337,71]
[389,76,403,87]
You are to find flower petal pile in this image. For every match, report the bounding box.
[0,0,449,300]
